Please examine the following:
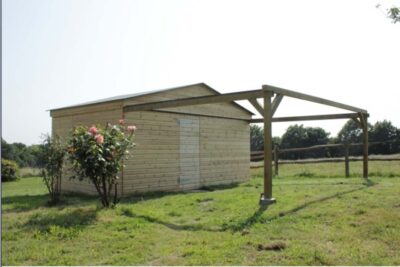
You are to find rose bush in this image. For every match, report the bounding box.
[67,120,135,207]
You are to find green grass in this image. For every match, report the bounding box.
[2,162,400,265]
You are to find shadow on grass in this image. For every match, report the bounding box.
[2,193,97,213]
[2,194,50,213]
[119,182,376,233]
[223,182,376,232]
[25,207,98,231]
[120,182,240,205]
[119,207,222,232]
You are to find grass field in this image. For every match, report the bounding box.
[2,162,400,265]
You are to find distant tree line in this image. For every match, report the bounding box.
[1,138,46,168]
[251,120,400,159]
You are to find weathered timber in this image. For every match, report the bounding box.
[248,98,264,117]
[271,94,284,116]
[260,88,275,205]
[250,113,360,123]
[124,89,263,112]
[263,85,367,113]
[361,113,369,179]
[274,145,279,176]
[250,157,400,165]
[344,143,350,177]
[251,139,400,158]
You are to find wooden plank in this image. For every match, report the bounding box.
[251,157,400,165]
[361,113,369,179]
[264,85,368,113]
[263,90,273,199]
[352,117,362,127]
[280,143,344,153]
[344,143,350,177]
[274,145,279,176]
[248,98,264,117]
[250,113,360,123]
[123,89,263,112]
[271,94,284,116]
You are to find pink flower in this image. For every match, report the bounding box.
[127,125,137,133]
[119,119,125,125]
[89,126,98,135]
[95,134,104,144]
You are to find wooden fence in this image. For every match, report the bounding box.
[251,140,400,177]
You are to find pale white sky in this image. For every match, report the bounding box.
[2,0,400,145]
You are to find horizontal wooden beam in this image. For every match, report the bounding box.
[251,139,400,156]
[263,85,368,113]
[250,113,360,123]
[124,89,263,112]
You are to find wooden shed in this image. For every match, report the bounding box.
[50,83,253,196]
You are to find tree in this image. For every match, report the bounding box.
[377,4,400,23]
[336,119,363,144]
[250,125,281,152]
[280,124,330,159]
[388,6,400,23]
[369,120,400,154]
[250,125,263,151]
[41,135,66,204]
[67,121,136,208]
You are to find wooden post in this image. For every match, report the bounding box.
[344,143,350,178]
[260,88,276,205]
[361,114,369,179]
[274,145,279,176]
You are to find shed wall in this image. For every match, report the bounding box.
[122,111,250,194]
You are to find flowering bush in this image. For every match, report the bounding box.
[41,134,66,204]
[67,120,136,207]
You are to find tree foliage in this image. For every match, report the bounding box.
[1,138,45,168]
[250,125,264,151]
[250,125,281,152]
[370,120,400,154]
[41,135,66,204]
[1,159,19,182]
[280,124,330,159]
[388,6,400,23]
[67,121,136,207]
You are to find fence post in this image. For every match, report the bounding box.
[274,145,279,176]
[344,143,350,177]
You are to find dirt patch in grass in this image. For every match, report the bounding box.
[257,242,287,251]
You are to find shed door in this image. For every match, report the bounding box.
[179,118,200,187]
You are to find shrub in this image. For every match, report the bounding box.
[1,159,19,182]
[41,135,66,204]
[67,120,136,207]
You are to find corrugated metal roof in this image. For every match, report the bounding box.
[50,82,254,115]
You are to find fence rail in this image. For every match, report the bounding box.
[251,140,400,177]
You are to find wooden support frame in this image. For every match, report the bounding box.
[121,83,368,204]
[248,98,264,117]
[124,89,263,112]
[260,89,276,205]
[124,84,366,113]
[250,113,360,123]
[359,113,369,179]
[271,94,284,116]
[263,85,367,113]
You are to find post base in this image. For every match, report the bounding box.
[259,193,276,206]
